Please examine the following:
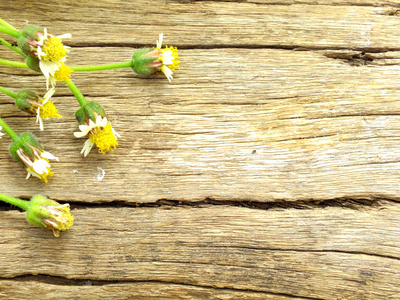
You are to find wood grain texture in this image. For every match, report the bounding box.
[1,0,400,299]
[2,0,400,49]
[0,203,399,299]
[3,47,400,202]
[0,280,301,300]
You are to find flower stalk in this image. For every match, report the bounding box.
[0,18,18,31]
[0,60,134,72]
[0,37,27,57]
[0,25,20,38]
[0,116,19,141]
[0,193,30,210]
[0,86,18,99]
[71,61,132,72]
[0,58,29,69]
[64,79,88,107]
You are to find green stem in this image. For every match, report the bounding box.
[0,38,27,57]
[0,193,30,211]
[0,59,133,72]
[0,18,18,31]
[65,80,88,107]
[0,58,28,69]
[0,117,19,141]
[0,86,18,99]
[0,25,20,38]
[70,61,132,72]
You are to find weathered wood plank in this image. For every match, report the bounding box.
[0,280,302,300]
[2,48,400,202]
[1,0,400,299]
[2,0,400,49]
[0,203,399,299]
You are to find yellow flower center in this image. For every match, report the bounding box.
[54,63,73,82]
[161,46,180,71]
[42,37,67,62]
[40,100,62,120]
[89,122,118,153]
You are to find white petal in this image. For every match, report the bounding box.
[37,46,46,59]
[32,159,51,175]
[157,33,163,49]
[81,139,95,157]
[162,49,174,65]
[74,124,91,137]
[41,151,59,161]
[161,65,173,82]
[112,128,121,138]
[98,117,108,128]
[56,33,71,39]
[42,87,56,105]
[39,60,60,77]
[37,115,44,131]
[74,131,86,138]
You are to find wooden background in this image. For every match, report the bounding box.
[1,0,400,299]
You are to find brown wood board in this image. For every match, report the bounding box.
[1,0,400,299]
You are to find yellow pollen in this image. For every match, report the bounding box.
[40,100,62,120]
[54,207,74,231]
[161,46,180,71]
[42,37,67,62]
[89,122,118,153]
[54,63,73,82]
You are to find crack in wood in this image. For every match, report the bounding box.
[58,196,387,211]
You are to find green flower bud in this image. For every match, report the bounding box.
[9,133,58,182]
[17,25,44,58]
[26,195,73,237]
[9,132,42,162]
[15,90,40,114]
[131,48,158,75]
[26,57,41,73]
[20,25,43,40]
[75,101,106,125]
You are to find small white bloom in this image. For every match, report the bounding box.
[74,115,108,138]
[0,125,3,138]
[74,115,109,157]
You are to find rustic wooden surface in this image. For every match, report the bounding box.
[1,0,400,299]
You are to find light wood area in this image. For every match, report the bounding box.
[1,203,400,299]
[1,0,400,299]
